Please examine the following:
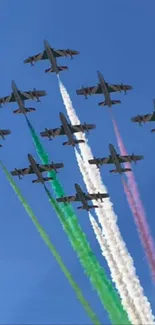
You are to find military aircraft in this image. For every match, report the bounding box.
[24,39,79,70]
[131,99,155,132]
[11,161,64,180]
[76,75,132,100]
[0,81,46,114]
[0,129,11,140]
[40,112,95,145]
[88,144,143,174]
[56,183,109,211]
[26,154,54,183]
[96,71,121,107]
[42,40,68,74]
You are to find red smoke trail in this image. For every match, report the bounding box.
[111,112,155,281]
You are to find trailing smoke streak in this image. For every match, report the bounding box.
[58,77,155,324]
[24,117,129,324]
[0,161,102,325]
[75,148,149,324]
[89,213,144,325]
[111,115,155,281]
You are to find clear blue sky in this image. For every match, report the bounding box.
[0,1,155,324]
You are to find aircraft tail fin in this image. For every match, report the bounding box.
[98,100,121,107]
[77,205,98,210]
[63,139,85,146]
[13,107,36,114]
[45,66,68,73]
[110,168,131,173]
[32,177,53,183]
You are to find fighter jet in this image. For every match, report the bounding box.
[76,75,132,101]
[56,183,109,210]
[11,161,64,180]
[40,112,95,145]
[27,154,54,183]
[89,144,143,174]
[96,71,121,107]
[131,99,155,132]
[43,40,68,74]
[0,81,46,114]
[24,40,79,72]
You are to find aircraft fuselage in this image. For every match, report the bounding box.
[75,183,89,210]
[109,144,122,174]
[28,154,44,183]
[12,81,25,113]
[97,71,112,107]
[44,40,59,74]
[60,112,75,146]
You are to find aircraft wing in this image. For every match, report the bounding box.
[11,166,34,176]
[76,85,101,96]
[40,126,65,138]
[39,163,64,171]
[106,83,133,93]
[0,129,11,135]
[118,155,144,163]
[131,113,155,123]
[56,194,79,203]
[88,156,113,165]
[84,193,109,200]
[24,49,79,64]
[0,93,16,105]
[20,90,47,100]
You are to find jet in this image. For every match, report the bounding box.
[131,99,155,132]
[0,81,47,114]
[76,77,132,100]
[11,161,64,180]
[27,154,54,183]
[43,40,68,74]
[24,40,79,70]
[56,183,109,211]
[88,144,143,174]
[40,112,95,145]
[96,71,121,107]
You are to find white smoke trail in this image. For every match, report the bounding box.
[75,147,150,324]
[58,76,155,324]
[89,212,144,325]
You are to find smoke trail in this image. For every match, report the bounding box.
[111,115,155,281]
[0,161,101,325]
[58,77,155,324]
[89,212,144,325]
[24,117,129,324]
[75,147,149,324]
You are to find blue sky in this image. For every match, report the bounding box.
[0,1,155,324]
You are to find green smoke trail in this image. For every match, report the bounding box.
[0,161,101,325]
[25,116,131,325]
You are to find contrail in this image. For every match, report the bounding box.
[89,212,144,325]
[75,147,150,324]
[58,76,155,324]
[0,160,102,325]
[24,116,129,324]
[111,114,155,281]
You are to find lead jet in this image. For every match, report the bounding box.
[56,183,109,211]
[27,154,54,183]
[40,112,95,146]
[96,71,121,107]
[0,81,46,114]
[11,161,64,180]
[43,40,68,74]
[76,75,132,101]
[89,144,143,174]
[24,39,79,72]
[131,99,155,132]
